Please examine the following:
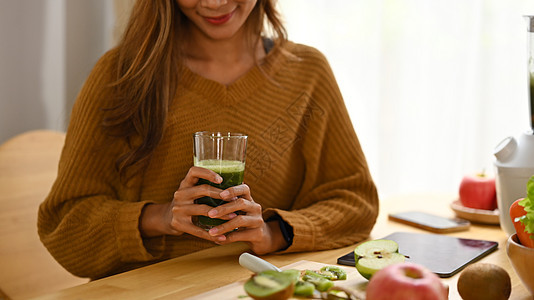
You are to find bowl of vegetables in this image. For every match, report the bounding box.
[506,176,534,295]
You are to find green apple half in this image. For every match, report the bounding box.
[354,239,406,280]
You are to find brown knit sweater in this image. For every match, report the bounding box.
[38,41,379,280]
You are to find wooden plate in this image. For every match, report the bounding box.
[450,200,500,225]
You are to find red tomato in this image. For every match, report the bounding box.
[509,198,534,248]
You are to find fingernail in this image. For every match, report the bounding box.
[209,228,218,235]
[216,175,223,183]
[220,190,230,198]
[228,213,237,219]
[208,209,218,217]
[217,235,226,242]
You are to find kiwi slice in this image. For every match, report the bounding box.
[244,270,295,300]
[320,266,347,280]
[294,280,315,297]
[281,269,300,284]
[354,239,406,280]
[302,270,335,292]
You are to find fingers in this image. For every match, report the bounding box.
[219,184,251,200]
[174,173,260,243]
[208,204,264,236]
[216,212,238,220]
[207,196,260,219]
[214,222,282,255]
[180,166,223,188]
[173,185,223,205]
[171,203,210,218]
[204,184,259,236]
[215,227,263,245]
[207,208,262,236]
[181,222,227,243]
[168,204,229,242]
[170,166,248,243]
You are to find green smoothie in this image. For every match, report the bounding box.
[194,159,245,229]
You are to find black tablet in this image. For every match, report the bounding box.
[337,231,498,278]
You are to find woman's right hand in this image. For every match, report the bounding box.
[139,166,233,242]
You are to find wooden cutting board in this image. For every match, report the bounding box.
[186,260,368,300]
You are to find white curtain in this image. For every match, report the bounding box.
[279,0,534,198]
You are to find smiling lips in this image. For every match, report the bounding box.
[204,11,234,25]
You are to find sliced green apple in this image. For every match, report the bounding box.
[354,239,406,280]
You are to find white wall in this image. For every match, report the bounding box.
[0,0,114,144]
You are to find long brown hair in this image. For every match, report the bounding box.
[104,0,287,182]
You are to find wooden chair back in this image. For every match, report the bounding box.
[0,130,87,299]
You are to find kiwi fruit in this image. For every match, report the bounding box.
[294,280,315,297]
[457,263,511,300]
[243,266,348,299]
[302,270,335,292]
[244,270,295,300]
[320,266,348,280]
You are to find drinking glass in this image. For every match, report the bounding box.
[192,131,247,230]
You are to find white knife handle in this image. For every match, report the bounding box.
[239,252,281,273]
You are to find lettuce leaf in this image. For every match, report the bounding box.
[519,176,534,237]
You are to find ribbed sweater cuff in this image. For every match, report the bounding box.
[263,208,315,253]
[114,201,162,262]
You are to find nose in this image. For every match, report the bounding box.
[200,0,228,9]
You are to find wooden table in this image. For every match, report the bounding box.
[33,193,532,299]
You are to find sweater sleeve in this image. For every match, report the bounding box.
[263,48,379,252]
[37,51,163,279]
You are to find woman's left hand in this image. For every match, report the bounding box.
[206,184,288,254]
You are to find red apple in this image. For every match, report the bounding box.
[366,262,448,300]
[459,173,497,210]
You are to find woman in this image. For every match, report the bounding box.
[38,0,379,280]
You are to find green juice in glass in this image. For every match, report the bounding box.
[193,159,245,230]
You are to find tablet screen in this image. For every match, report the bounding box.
[337,231,498,278]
